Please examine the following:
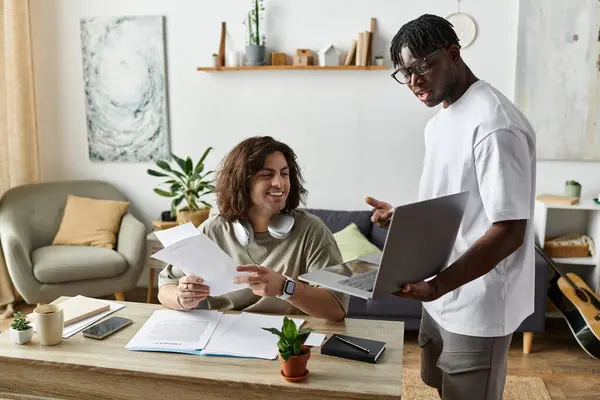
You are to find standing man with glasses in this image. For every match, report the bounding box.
[366,14,536,400]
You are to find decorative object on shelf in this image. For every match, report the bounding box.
[227,51,240,67]
[318,45,341,67]
[536,193,580,206]
[594,196,600,205]
[366,18,376,66]
[80,16,170,162]
[147,147,216,227]
[211,53,218,67]
[446,0,477,48]
[271,52,286,66]
[218,22,226,67]
[374,55,384,66]
[564,180,582,198]
[9,311,33,345]
[244,0,266,66]
[262,316,312,382]
[344,39,358,66]
[293,49,313,66]
[544,233,595,259]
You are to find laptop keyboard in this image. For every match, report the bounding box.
[338,269,377,292]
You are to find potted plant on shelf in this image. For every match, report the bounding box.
[374,55,384,66]
[243,0,266,66]
[262,317,312,382]
[212,53,218,67]
[565,180,582,198]
[10,311,33,345]
[147,147,216,227]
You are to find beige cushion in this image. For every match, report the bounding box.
[32,245,127,283]
[333,223,382,262]
[52,195,129,249]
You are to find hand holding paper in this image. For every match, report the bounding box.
[151,223,248,296]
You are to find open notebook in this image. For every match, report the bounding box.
[125,310,304,360]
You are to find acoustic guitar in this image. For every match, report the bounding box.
[536,243,600,359]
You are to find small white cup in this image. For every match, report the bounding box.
[33,304,64,346]
[227,51,240,67]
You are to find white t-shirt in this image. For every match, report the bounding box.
[418,80,536,337]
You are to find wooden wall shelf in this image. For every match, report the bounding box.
[196,65,388,71]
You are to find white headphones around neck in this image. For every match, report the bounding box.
[232,212,295,247]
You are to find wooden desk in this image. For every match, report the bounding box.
[0,298,404,399]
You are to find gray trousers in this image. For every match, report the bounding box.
[418,308,513,400]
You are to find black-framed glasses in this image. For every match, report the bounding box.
[391,48,443,85]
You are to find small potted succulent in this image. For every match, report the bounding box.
[9,311,33,345]
[565,180,582,198]
[212,53,218,67]
[374,55,384,66]
[262,317,312,382]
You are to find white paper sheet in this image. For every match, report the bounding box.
[153,222,200,247]
[125,309,223,352]
[151,232,247,296]
[304,332,327,347]
[28,299,126,338]
[201,313,305,360]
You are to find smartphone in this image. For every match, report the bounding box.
[82,316,132,340]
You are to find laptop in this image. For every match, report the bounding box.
[298,192,469,300]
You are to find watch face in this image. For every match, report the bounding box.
[284,280,296,295]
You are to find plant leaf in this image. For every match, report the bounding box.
[170,183,183,193]
[197,147,213,167]
[293,339,302,355]
[200,200,212,208]
[261,327,284,338]
[153,188,177,197]
[155,160,173,172]
[171,153,186,173]
[147,169,169,177]
[173,195,185,207]
[282,317,297,340]
[280,350,292,362]
[185,157,193,174]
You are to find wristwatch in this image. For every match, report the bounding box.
[277,275,296,300]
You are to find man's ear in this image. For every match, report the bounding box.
[448,44,461,65]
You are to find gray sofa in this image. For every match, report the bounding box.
[306,208,549,353]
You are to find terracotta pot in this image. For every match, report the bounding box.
[176,207,211,227]
[279,345,310,382]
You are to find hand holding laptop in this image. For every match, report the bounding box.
[392,279,441,302]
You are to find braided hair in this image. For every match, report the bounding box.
[390,14,461,67]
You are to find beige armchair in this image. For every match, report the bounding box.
[0,180,147,304]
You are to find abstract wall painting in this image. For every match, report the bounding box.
[80,16,170,162]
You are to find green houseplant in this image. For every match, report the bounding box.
[565,180,582,198]
[147,147,216,227]
[243,0,266,66]
[10,311,33,345]
[262,317,312,382]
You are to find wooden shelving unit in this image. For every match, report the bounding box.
[196,65,388,71]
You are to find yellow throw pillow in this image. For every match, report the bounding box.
[52,195,130,249]
[333,223,382,262]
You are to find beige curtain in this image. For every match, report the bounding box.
[0,0,40,318]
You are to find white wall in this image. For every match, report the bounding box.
[29,0,531,226]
